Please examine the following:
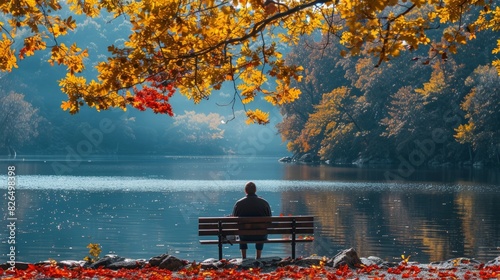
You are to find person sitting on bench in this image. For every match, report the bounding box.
[232,181,272,259]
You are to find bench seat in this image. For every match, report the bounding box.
[199,216,314,259]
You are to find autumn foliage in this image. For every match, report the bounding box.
[0,0,499,124]
[276,26,500,164]
[2,260,500,279]
[131,72,177,115]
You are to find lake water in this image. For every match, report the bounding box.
[1,156,499,264]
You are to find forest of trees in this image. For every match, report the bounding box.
[278,31,500,166]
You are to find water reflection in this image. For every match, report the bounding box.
[283,164,500,185]
[282,187,500,262]
[0,157,499,264]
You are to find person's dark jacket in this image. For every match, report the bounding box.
[232,194,271,217]
[232,194,271,241]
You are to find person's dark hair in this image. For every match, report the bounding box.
[245,182,257,195]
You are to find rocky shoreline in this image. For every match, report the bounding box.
[2,248,500,279]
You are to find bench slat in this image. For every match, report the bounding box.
[199,216,314,223]
[199,228,314,236]
[199,222,315,230]
[199,238,314,245]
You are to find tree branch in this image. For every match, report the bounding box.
[178,0,332,59]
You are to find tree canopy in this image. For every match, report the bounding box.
[277,27,499,165]
[1,0,499,123]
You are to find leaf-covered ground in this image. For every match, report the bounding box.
[2,260,500,279]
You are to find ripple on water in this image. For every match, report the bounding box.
[14,175,500,193]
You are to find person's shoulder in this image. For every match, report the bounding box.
[257,196,270,204]
[235,196,247,203]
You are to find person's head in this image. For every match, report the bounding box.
[245,181,257,195]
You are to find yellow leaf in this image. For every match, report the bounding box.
[61,101,72,111]
[246,109,270,125]
[0,34,18,71]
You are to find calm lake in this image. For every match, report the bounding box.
[1,156,499,264]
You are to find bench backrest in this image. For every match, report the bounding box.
[199,216,314,237]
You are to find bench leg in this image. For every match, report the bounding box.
[218,221,223,260]
[292,218,296,259]
[218,242,223,260]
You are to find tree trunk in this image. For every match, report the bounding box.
[496,145,500,165]
[468,145,473,163]
[7,145,16,159]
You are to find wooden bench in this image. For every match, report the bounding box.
[199,216,314,260]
